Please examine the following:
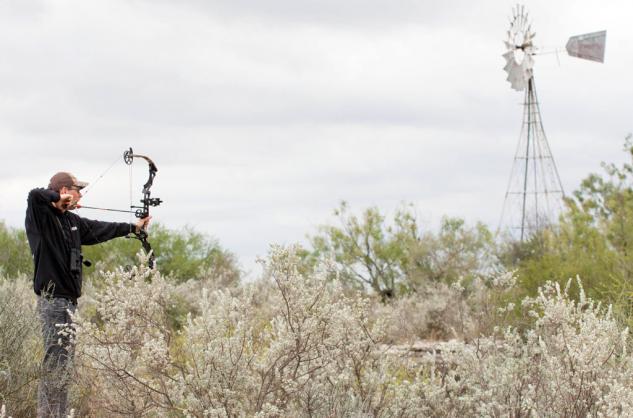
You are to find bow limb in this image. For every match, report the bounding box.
[132,227,155,269]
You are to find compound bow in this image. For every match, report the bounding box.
[123,147,162,268]
[79,147,162,268]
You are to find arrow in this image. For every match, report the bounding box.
[76,205,138,214]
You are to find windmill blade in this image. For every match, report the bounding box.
[503,57,529,91]
[507,70,525,91]
[522,53,534,69]
[566,30,606,63]
[502,50,515,59]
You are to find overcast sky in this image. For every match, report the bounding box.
[1,0,631,277]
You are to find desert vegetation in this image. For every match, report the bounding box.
[2,137,633,416]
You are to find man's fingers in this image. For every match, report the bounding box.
[136,216,152,233]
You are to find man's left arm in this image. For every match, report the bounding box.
[78,215,151,245]
[78,216,135,245]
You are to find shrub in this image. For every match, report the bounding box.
[68,246,404,416]
[0,276,40,417]
[411,279,633,416]
[53,250,633,416]
[376,271,518,343]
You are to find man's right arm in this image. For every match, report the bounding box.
[25,189,59,244]
[28,188,75,212]
[27,188,60,210]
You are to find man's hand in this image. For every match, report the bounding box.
[135,216,152,233]
[54,193,74,211]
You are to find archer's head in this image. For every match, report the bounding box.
[48,172,88,211]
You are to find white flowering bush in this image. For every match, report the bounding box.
[0,403,75,418]
[43,250,633,416]
[377,271,518,343]
[0,276,40,417]
[409,279,633,417]
[66,263,177,416]
[68,246,407,416]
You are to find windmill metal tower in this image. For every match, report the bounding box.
[498,5,606,241]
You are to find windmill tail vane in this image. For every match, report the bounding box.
[566,30,606,63]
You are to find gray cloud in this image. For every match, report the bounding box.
[145,0,478,27]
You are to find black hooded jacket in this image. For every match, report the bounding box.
[25,188,135,302]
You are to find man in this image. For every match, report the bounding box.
[25,171,151,418]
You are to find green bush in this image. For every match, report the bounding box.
[0,220,241,287]
[0,222,32,278]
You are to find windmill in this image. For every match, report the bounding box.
[498,5,606,241]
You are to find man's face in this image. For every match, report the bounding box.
[60,185,83,210]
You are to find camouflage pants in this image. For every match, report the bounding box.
[37,297,76,418]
